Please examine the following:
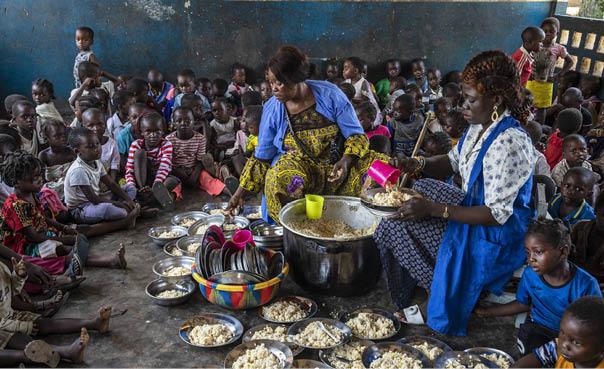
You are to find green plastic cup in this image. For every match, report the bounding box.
[305,194,324,220]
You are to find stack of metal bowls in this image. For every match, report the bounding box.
[250,220,283,251]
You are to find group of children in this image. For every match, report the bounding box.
[0,20,602,367]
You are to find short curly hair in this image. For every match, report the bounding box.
[462,50,531,124]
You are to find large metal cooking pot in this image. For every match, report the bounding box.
[279,196,381,296]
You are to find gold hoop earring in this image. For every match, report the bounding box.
[491,105,499,122]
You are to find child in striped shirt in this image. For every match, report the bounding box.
[125,112,180,209]
[166,107,228,196]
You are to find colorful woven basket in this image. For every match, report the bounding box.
[192,248,289,310]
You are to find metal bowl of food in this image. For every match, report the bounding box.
[260,296,318,324]
[397,336,453,363]
[179,313,243,348]
[152,256,195,283]
[362,342,432,368]
[145,278,195,306]
[148,226,188,246]
[242,205,263,221]
[340,308,401,341]
[243,323,304,356]
[163,240,183,257]
[188,215,225,237]
[434,351,498,369]
[287,318,352,350]
[279,196,381,296]
[360,187,421,218]
[171,211,209,228]
[464,347,514,368]
[224,340,293,369]
[319,338,375,369]
[202,202,231,216]
[250,220,283,251]
[223,216,250,237]
[176,235,204,257]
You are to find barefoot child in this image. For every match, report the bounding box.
[10,101,43,157]
[125,112,180,209]
[375,59,402,108]
[38,119,76,199]
[388,94,422,157]
[209,98,238,158]
[64,128,139,239]
[31,79,64,124]
[514,296,604,368]
[545,108,583,169]
[512,27,545,86]
[551,134,593,187]
[81,109,120,182]
[443,110,469,147]
[107,90,135,140]
[549,167,597,227]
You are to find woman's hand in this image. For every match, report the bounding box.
[226,187,247,215]
[390,156,421,174]
[397,197,438,221]
[12,257,27,278]
[329,155,354,187]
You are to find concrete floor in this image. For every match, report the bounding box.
[44,189,520,368]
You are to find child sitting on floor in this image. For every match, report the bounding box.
[195,77,214,112]
[581,75,602,118]
[64,127,139,238]
[71,95,102,129]
[69,61,114,111]
[117,103,146,160]
[571,193,604,284]
[343,56,381,126]
[90,88,110,117]
[545,108,583,169]
[443,82,464,111]
[355,101,390,140]
[426,68,443,111]
[10,101,44,157]
[81,109,120,183]
[209,98,238,159]
[475,219,601,354]
[514,296,604,368]
[443,110,469,147]
[125,112,180,210]
[375,59,402,108]
[0,135,17,203]
[227,63,254,97]
[407,59,429,94]
[212,78,230,100]
[551,134,593,187]
[31,79,64,124]
[549,167,597,227]
[259,80,272,103]
[524,120,551,177]
[388,94,422,157]
[427,97,451,133]
[166,106,228,196]
[107,90,135,140]
[423,132,452,157]
[38,119,76,199]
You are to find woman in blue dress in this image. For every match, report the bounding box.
[374,50,536,336]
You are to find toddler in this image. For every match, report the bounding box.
[475,219,601,354]
[73,26,98,88]
[443,110,469,147]
[524,120,551,177]
[172,69,197,110]
[210,98,238,156]
[31,79,63,124]
[65,127,139,237]
[512,26,545,86]
[515,296,604,368]
[69,62,114,110]
[422,132,452,157]
[325,60,342,84]
[545,107,583,169]
[117,103,146,158]
[426,68,443,111]
[38,119,76,199]
[10,101,43,156]
[355,101,390,140]
[551,134,593,187]
[260,80,273,103]
[549,167,596,227]
[107,90,135,139]
[571,193,604,283]
[388,94,422,157]
[375,59,402,108]
[125,112,180,210]
[227,63,253,97]
[443,82,463,110]
[147,68,173,110]
[71,95,101,129]
[541,17,574,81]
[427,97,451,133]
[407,59,429,94]
[343,57,381,126]
[166,107,228,197]
[195,77,214,111]
[81,109,120,182]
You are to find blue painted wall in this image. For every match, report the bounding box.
[0,0,553,104]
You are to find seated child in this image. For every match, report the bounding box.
[147,68,174,110]
[172,69,197,110]
[38,119,76,199]
[355,101,390,139]
[545,107,583,169]
[71,95,102,128]
[212,78,230,100]
[388,94,422,157]
[0,135,17,203]
[512,26,545,86]
[115,75,131,91]
[81,109,120,184]
[375,59,402,108]
[90,88,110,117]
[64,127,139,237]
[241,91,262,109]
[31,79,64,124]
[571,193,604,283]
[166,107,229,196]
[210,98,238,157]
[475,219,601,354]
[180,93,209,136]
[4,95,28,120]
[426,68,443,111]
[549,167,597,227]
[515,296,604,368]
[227,63,254,97]
[581,75,602,118]
[126,78,156,109]
[562,87,594,132]
[125,112,180,209]
[195,77,214,112]
[69,61,114,110]
[338,82,356,102]
[241,105,261,156]
[229,106,262,179]
[552,134,593,187]
[259,80,273,103]
[324,60,342,85]
[443,110,469,147]
[343,56,381,126]
[423,132,452,157]
[443,82,463,111]
[117,103,147,158]
[407,58,429,94]
[10,101,44,156]
[427,97,451,133]
[107,90,135,139]
[524,120,551,177]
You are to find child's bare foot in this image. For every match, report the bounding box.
[111,244,127,269]
[141,206,159,218]
[60,328,89,363]
[127,204,141,229]
[97,306,112,333]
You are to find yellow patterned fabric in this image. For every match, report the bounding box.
[239,106,388,222]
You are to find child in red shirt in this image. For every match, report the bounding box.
[512,27,545,86]
[545,108,583,169]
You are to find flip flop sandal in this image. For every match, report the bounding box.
[24,340,60,368]
[224,176,240,197]
[152,181,174,209]
[67,254,83,279]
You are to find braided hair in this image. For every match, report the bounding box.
[32,79,56,100]
[526,219,571,251]
[0,151,43,187]
[462,50,531,124]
